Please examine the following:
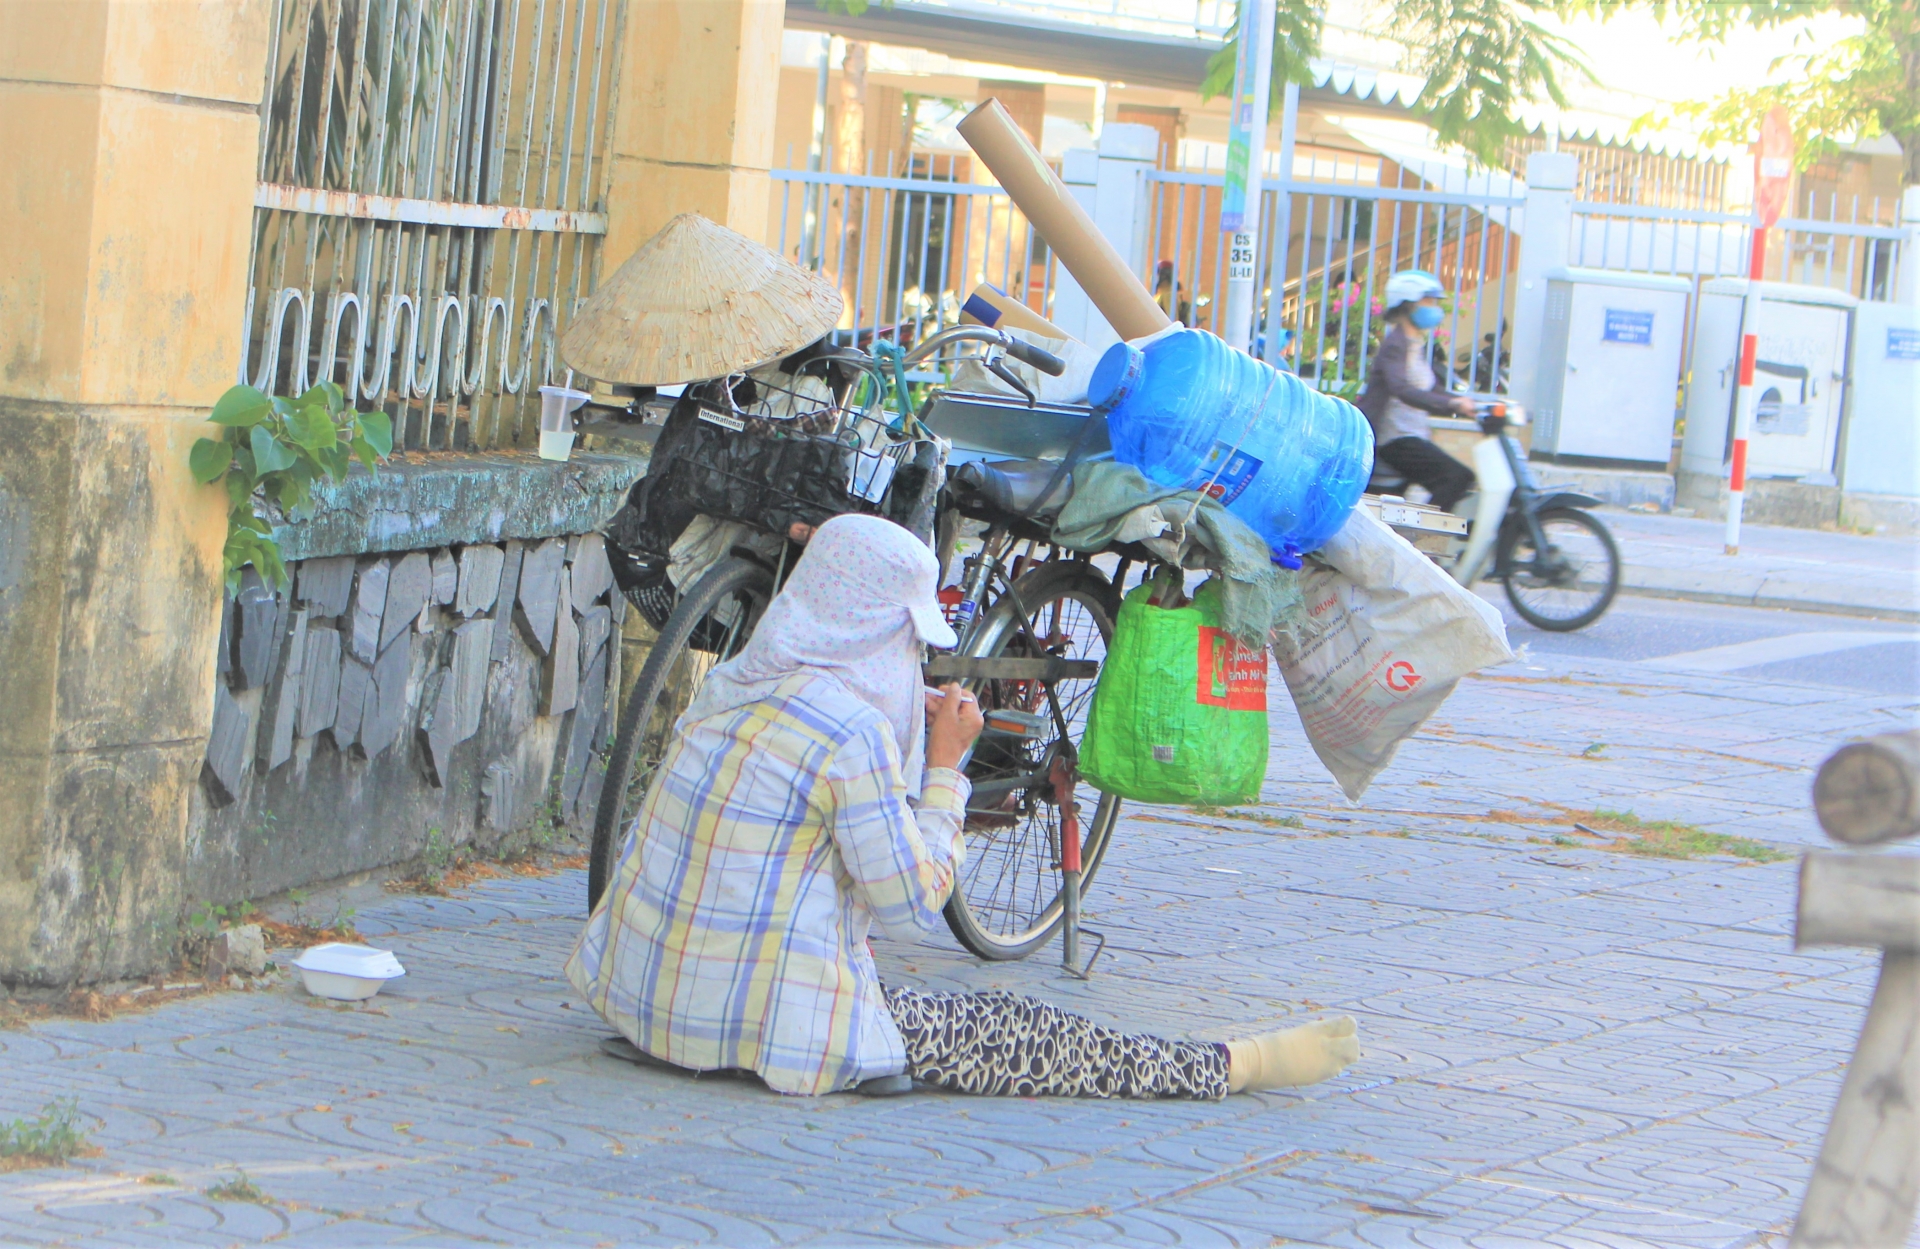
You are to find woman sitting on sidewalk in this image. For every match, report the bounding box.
[567,514,1359,1098]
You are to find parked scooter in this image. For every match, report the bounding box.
[1369,400,1621,631]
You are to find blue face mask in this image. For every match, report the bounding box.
[1410,305,1445,330]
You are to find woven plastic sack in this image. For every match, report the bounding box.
[1271,506,1512,801]
[1079,578,1269,806]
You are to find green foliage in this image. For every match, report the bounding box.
[186,899,252,939]
[1630,0,1919,184]
[1200,1,1325,105]
[1200,0,1591,167]
[0,1099,91,1168]
[190,381,393,593]
[205,1172,273,1204]
[1583,808,1791,862]
[1398,0,1591,166]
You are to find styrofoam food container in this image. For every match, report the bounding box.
[292,943,406,1001]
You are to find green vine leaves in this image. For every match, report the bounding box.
[190,381,393,592]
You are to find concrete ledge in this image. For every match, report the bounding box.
[1531,464,1676,512]
[275,449,648,561]
[1840,492,1920,539]
[1676,473,1920,538]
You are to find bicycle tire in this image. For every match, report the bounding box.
[587,557,774,912]
[1501,507,1621,632]
[942,560,1122,961]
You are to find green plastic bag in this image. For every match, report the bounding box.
[1080,578,1269,806]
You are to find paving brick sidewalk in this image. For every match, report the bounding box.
[2,644,1915,1248]
[1604,509,1920,622]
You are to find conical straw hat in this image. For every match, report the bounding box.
[560,214,844,386]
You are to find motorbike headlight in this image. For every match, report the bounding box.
[1503,403,1529,427]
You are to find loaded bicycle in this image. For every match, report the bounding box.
[586,325,1136,963]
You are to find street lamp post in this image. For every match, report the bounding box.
[1220,0,1276,355]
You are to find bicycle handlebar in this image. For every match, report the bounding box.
[1002,336,1067,377]
[900,325,1067,377]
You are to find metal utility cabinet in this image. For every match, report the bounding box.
[1680,280,1857,485]
[1842,301,1920,499]
[1531,268,1692,466]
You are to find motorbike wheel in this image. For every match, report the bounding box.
[1500,507,1620,632]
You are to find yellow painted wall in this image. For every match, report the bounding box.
[0,0,267,982]
[603,0,785,264]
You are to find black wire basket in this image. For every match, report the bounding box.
[605,347,939,626]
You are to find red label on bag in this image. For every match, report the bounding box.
[1195,628,1268,710]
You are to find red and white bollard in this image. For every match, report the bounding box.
[1725,326,1758,555]
[1726,226,1768,556]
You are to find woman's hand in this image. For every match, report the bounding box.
[1449,395,1479,417]
[925,683,984,771]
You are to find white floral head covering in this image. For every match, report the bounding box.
[679,514,953,793]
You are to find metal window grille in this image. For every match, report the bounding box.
[242,0,624,450]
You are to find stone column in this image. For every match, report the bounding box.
[1898,186,1920,311]
[1509,151,1577,416]
[601,0,785,261]
[0,0,269,983]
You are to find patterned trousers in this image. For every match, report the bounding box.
[883,984,1229,1100]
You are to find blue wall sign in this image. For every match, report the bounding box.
[1888,327,1920,361]
[1602,308,1655,345]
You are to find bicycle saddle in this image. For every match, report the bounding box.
[950,457,1076,525]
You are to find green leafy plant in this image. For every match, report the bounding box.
[0,1099,92,1171]
[205,1171,273,1204]
[190,381,393,592]
[1580,808,1790,862]
[1620,0,1918,187]
[186,899,252,939]
[1201,0,1592,167]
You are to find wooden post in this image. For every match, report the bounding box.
[1792,731,1920,1248]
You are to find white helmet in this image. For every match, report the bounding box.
[1383,269,1444,311]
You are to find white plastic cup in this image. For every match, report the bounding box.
[538,385,590,461]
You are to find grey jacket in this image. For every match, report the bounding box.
[1356,326,1457,444]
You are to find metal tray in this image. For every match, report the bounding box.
[920,391,1109,462]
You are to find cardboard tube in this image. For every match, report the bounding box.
[957,99,1172,341]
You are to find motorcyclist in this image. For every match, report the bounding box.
[1356,270,1478,511]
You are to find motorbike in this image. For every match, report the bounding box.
[1368,400,1621,632]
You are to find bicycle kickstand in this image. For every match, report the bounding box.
[1053,758,1106,980]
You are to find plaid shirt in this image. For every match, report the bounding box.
[566,672,969,1095]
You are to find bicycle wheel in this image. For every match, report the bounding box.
[1501,507,1621,632]
[943,560,1122,961]
[588,557,774,911]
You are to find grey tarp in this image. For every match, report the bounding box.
[1051,461,1303,645]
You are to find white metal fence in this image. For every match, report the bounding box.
[774,149,1903,412]
[771,153,1063,374]
[1145,164,1524,397]
[1569,195,1903,300]
[242,0,624,450]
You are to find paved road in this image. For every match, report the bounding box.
[1484,589,1920,695]
[3,597,1916,1248]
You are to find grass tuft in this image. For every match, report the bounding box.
[0,1099,94,1171]
[1191,807,1306,830]
[205,1171,273,1204]
[1576,809,1790,863]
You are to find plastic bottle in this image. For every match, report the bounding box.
[1088,328,1374,564]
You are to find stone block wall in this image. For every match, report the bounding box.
[184,450,644,917]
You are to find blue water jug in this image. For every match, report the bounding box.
[1088,329,1374,563]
